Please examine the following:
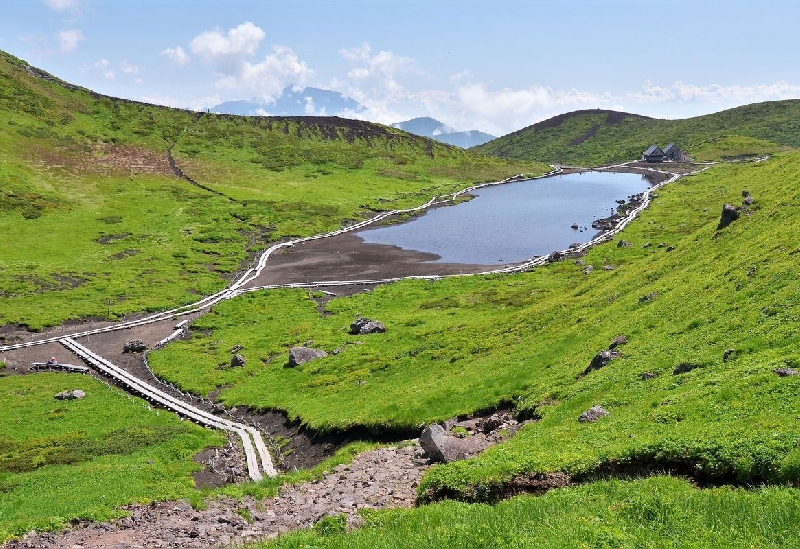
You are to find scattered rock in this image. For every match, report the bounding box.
[773,367,798,377]
[288,347,328,367]
[642,242,652,248]
[665,245,676,252]
[55,389,86,400]
[229,344,243,353]
[349,318,386,335]
[717,203,740,229]
[673,363,698,375]
[742,196,754,206]
[603,264,614,271]
[579,405,609,423]
[574,259,585,266]
[722,349,735,362]
[582,265,594,274]
[640,372,659,380]
[639,292,658,303]
[742,189,750,198]
[547,251,564,263]
[583,349,620,375]
[608,335,628,349]
[123,339,148,353]
[481,414,504,433]
[419,424,489,463]
[617,240,632,248]
[230,354,246,367]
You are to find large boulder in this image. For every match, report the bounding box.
[349,318,386,335]
[419,424,489,463]
[288,347,328,367]
[230,354,246,367]
[55,389,86,400]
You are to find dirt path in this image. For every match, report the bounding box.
[6,444,429,549]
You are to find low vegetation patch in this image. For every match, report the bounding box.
[0,374,221,540]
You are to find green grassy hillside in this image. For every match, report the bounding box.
[475,102,800,165]
[152,151,800,525]
[0,50,544,330]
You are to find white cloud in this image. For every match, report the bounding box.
[161,46,190,67]
[120,62,139,75]
[57,29,84,53]
[630,79,800,106]
[87,59,114,80]
[190,21,265,72]
[45,0,78,11]
[139,93,222,112]
[187,23,312,99]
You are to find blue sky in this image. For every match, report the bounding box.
[1,0,798,136]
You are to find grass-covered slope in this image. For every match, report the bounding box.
[475,102,800,165]
[0,49,545,330]
[0,373,221,540]
[152,152,800,495]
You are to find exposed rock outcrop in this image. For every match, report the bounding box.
[123,340,148,353]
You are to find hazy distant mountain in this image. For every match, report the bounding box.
[391,117,496,148]
[211,87,366,116]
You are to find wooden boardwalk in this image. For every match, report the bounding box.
[59,337,276,481]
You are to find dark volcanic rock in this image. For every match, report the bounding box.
[349,318,386,335]
[673,362,698,375]
[640,371,659,380]
[231,354,246,367]
[123,340,148,353]
[717,203,740,229]
[583,349,619,375]
[617,239,632,248]
[579,405,609,423]
[288,347,328,367]
[608,335,628,349]
[773,367,798,377]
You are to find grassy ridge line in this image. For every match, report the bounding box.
[0,49,546,329]
[474,101,800,165]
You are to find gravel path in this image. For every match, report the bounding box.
[6,444,429,548]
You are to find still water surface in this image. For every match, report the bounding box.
[357,171,652,264]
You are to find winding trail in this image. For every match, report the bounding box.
[0,160,699,483]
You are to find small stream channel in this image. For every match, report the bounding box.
[358,171,654,264]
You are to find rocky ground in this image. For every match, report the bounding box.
[6,444,429,549]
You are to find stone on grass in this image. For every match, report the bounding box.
[673,363,698,375]
[288,347,328,367]
[583,349,619,375]
[717,204,740,229]
[349,318,386,335]
[640,371,659,380]
[419,424,488,463]
[55,389,86,400]
[230,354,246,367]
[578,405,609,423]
[773,367,798,377]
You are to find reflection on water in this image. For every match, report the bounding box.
[357,171,652,264]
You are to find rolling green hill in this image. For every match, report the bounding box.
[474,102,800,165]
[0,50,544,330]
